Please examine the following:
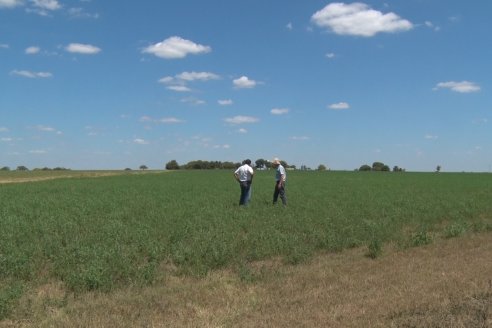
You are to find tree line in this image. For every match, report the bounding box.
[165,159,295,170]
[357,162,405,172]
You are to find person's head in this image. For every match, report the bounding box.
[272,158,281,167]
[243,159,251,165]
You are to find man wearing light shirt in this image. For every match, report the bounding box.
[234,159,254,206]
[272,158,287,206]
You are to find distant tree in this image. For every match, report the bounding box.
[139,165,148,170]
[222,162,237,170]
[318,164,327,171]
[124,168,132,171]
[280,160,288,168]
[16,165,29,171]
[165,160,180,170]
[359,164,371,171]
[381,165,390,172]
[255,158,266,169]
[0,166,10,171]
[436,165,441,173]
[372,162,385,171]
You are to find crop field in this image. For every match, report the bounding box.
[1,170,491,323]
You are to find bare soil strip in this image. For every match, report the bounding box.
[2,233,491,327]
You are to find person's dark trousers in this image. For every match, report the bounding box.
[273,181,287,205]
[239,181,251,205]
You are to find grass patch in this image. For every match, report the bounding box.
[0,170,491,318]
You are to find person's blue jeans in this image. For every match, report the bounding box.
[239,181,252,206]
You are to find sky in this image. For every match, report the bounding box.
[1,0,491,171]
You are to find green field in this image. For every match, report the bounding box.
[1,170,491,319]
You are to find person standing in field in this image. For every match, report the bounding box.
[234,159,254,206]
[272,158,287,206]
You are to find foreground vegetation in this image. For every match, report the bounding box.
[1,170,491,319]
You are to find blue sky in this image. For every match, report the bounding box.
[1,0,490,171]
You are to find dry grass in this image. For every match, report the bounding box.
[2,233,491,328]
[0,170,161,184]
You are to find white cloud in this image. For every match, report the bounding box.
[68,7,99,19]
[238,128,248,134]
[0,44,9,48]
[142,36,211,59]
[25,46,40,54]
[167,85,191,92]
[0,127,9,132]
[29,149,48,154]
[65,43,101,54]
[434,81,480,93]
[213,144,230,149]
[290,136,310,141]
[176,71,219,81]
[271,108,289,115]
[472,118,488,125]
[180,97,205,105]
[160,117,184,124]
[233,76,257,89]
[139,116,184,124]
[311,2,413,37]
[424,21,440,32]
[286,22,293,30]
[158,76,174,84]
[224,115,259,125]
[328,102,350,110]
[1,137,13,142]
[10,70,52,78]
[425,134,438,140]
[218,99,233,106]
[326,52,336,59]
[0,0,22,8]
[133,138,149,145]
[31,0,61,11]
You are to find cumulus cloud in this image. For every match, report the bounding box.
[434,81,480,93]
[10,70,52,78]
[68,7,99,19]
[176,71,219,81]
[167,85,191,92]
[271,108,289,115]
[0,0,23,8]
[31,0,61,11]
[218,99,233,106]
[311,2,413,37]
[233,76,257,89]
[142,36,211,59]
[158,71,219,92]
[29,149,48,154]
[140,116,184,124]
[238,128,248,134]
[25,46,40,54]
[224,115,259,125]
[328,102,350,110]
[290,136,310,141]
[133,138,149,145]
[65,43,101,54]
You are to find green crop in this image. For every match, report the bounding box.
[0,170,491,318]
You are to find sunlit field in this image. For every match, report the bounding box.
[1,170,491,320]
